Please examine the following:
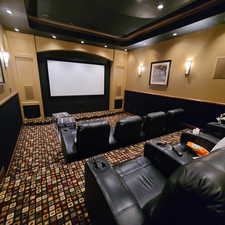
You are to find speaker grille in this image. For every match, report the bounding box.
[24,86,34,100]
[214,57,225,79]
[116,85,122,97]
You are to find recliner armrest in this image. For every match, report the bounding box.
[85,156,147,225]
[144,141,185,177]
[180,130,219,151]
[60,127,77,163]
[204,122,225,139]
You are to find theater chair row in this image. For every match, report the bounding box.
[60,108,184,163]
[85,122,225,225]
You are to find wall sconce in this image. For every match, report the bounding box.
[0,51,10,68]
[138,64,144,77]
[185,59,192,76]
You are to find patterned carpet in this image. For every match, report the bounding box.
[23,110,125,125]
[0,112,187,225]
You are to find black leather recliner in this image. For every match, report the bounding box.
[143,111,166,138]
[76,120,111,157]
[166,108,184,133]
[85,146,225,225]
[110,116,143,148]
[61,120,110,163]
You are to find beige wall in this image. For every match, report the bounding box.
[126,24,225,105]
[6,31,127,120]
[0,25,16,103]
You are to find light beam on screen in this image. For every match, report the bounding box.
[47,60,105,96]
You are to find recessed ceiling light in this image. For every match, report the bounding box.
[124,49,127,51]
[81,41,84,44]
[52,35,56,39]
[14,28,20,32]
[157,4,164,10]
[6,9,13,15]
[172,33,178,36]
[104,45,108,48]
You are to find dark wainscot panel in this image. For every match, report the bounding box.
[0,94,22,174]
[125,91,225,127]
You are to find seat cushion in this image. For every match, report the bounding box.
[114,157,166,208]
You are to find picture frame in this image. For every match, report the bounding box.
[0,58,5,84]
[149,60,171,86]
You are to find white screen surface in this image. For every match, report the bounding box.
[47,60,105,96]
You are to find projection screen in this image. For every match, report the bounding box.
[47,60,105,96]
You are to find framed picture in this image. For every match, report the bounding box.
[0,58,5,84]
[149,60,171,86]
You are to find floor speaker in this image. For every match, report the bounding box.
[23,105,41,118]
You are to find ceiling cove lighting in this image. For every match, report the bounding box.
[6,9,13,15]
[14,28,20,32]
[81,41,84,44]
[52,35,56,39]
[157,4,164,10]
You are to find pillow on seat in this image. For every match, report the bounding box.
[212,137,225,151]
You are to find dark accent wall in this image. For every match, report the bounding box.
[37,51,111,117]
[0,94,22,172]
[125,91,225,127]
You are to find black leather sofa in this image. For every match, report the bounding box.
[60,108,185,163]
[85,145,225,225]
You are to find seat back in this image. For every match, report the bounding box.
[77,120,110,157]
[150,148,225,225]
[143,111,166,138]
[114,116,142,144]
[166,108,184,133]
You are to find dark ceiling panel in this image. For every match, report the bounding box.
[36,0,197,36]
[0,0,225,49]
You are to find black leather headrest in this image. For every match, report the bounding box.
[167,108,184,117]
[151,148,225,225]
[114,116,142,143]
[146,111,166,119]
[78,120,110,131]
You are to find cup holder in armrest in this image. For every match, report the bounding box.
[156,141,168,147]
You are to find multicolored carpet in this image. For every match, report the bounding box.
[0,112,187,225]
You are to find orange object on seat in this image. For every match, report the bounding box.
[186,141,209,156]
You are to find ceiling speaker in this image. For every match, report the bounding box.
[214,57,225,79]
[24,86,34,100]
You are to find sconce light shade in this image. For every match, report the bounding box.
[185,59,192,75]
[0,51,10,68]
[138,64,144,77]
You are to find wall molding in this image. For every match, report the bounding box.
[125,89,225,106]
[0,92,18,106]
